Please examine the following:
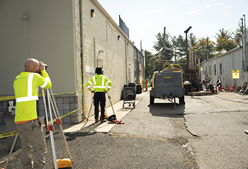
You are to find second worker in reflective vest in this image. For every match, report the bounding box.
[86,67,112,123]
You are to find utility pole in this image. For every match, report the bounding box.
[162,27,166,69]
[174,48,177,64]
[244,14,247,71]
[206,37,209,61]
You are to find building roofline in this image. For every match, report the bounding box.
[201,46,241,64]
[91,0,134,47]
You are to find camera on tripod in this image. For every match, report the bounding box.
[44,64,48,70]
[38,63,48,73]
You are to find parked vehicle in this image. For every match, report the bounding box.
[150,63,185,108]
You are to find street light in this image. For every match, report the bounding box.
[184,26,192,52]
[184,26,192,72]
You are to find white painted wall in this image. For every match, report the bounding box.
[201,47,247,88]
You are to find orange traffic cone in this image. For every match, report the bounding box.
[214,84,216,94]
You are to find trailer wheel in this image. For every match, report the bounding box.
[150,96,154,104]
[179,96,185,105]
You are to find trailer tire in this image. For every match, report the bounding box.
[179,96,185,105]
[150,96,154,104]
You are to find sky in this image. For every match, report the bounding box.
[98,0,248,54]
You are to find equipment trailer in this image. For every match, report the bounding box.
[150,63,185,108]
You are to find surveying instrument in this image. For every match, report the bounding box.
[41,88,73,169]
[2,88,73,169]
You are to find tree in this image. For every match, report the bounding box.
[193,38,215,62]
[145,50,155,78]
[188,33,197,48]
[171,35,187,66]
[153,32,173,62]
[215,28,238,53]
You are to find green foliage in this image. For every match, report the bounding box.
[192,38,215,62]
[145,27,240,78]
[171,34,187,61]
[215,28,238,54]
[145,50,155,78]
[153,32,173,61]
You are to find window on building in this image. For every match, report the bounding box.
[220,63,222,75]
[209,66,211,76]
[214,64,216,75]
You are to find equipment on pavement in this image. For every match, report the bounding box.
[106,93,116,121]
[150,63,185,109]
[86,97,94,122]
[2,88,73,169]
[1,133,19,169]
[122,83,136,109]
[43,88,73,169]
[106,93,125,124]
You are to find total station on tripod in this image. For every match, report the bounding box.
[39,63,48,73]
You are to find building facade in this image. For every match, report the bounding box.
[0,0,144,124]
[201,31,248,89]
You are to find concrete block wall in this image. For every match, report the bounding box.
[0,101,7,124]
[38,94,82,124]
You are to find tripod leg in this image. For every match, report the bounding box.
[42,89,58,169]
[87,98,93,121]
[48,89,72,162]
[107,93,115,115]
[2,133,19,169]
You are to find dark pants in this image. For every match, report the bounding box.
[94,92,106,121]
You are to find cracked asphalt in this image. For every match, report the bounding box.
[185,92,248,169]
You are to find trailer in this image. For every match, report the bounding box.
[150,63,185,108]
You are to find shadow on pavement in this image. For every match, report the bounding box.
[149,102,185,116]
[65,132,97,141]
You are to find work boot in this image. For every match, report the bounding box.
[95,119,99,123]
[101,119,107,123]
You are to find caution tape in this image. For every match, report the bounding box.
[0,96,15,102]
[0,105,89,139]
[0,131,17,139]
[0,90,84,102]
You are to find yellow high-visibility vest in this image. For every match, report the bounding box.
[13,70,52,123]
[86,74,112,93]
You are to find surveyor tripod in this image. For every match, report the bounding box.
[2,88,72,169]
[41,88,73,169]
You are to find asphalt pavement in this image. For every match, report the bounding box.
[0,90,198,169]
[184,92,248,169]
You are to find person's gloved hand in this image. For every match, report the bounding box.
[92,90,94,93]
[105,91,107,93]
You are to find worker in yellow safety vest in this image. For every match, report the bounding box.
[13,58,52,169]
[86,67,112,123]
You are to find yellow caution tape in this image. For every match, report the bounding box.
[0,105,89,138]
[0,90,84,102]
[0,96,15,101]
[0,131,17,138]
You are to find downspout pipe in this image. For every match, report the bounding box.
[79,0,86,118]
[244,15,247,71]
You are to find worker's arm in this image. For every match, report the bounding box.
[86,77,94,92]
[35,70,52,89]
[105,77,112,92]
